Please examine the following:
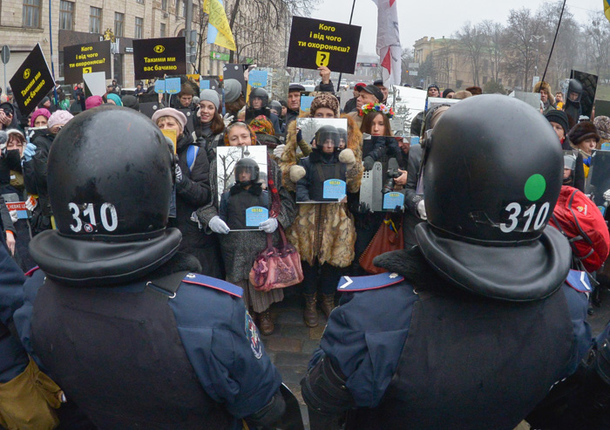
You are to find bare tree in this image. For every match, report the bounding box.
[455,22,487,87]
[481,20,504,84]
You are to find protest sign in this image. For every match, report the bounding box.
[63,40,111,84]
[133,37,186,80]
[287,16,361,74]
[571,70,598,119]
[9,44,54,117]
[82,71,106,96]
[248,70,268,88]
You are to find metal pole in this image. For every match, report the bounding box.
[48,0,58,105]
[186,0,193,73]
[540,0,567,87]
[336,0,357,93]
[3,63,6,93]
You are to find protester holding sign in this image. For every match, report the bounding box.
[152,107,222,279]
[280,93,363,327]
[196,122,296,335]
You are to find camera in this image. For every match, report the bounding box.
[382,158,400,194]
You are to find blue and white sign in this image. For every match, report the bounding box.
[323,179,346,200]
[245,206,269,227]
[300,96,314,112]
[155,80,165,94]
[248,70,268,88]
[165,77,181,94]
[383,192,405,210]
[200,80,210,90]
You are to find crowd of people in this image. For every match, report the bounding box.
[0,65,609,429]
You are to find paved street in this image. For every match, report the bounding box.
[261,283,610,429]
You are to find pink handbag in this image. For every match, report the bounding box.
[249,226,304,292]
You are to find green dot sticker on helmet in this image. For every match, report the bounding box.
[524,174,546,202]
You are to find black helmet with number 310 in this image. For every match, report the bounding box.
[414,95,571,301]
[29,105,181,286]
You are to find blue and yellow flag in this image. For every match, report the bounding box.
[605,0,610,22]
[203,0,236,51]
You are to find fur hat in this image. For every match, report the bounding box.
[545,109,569,135]
[309,93,340,117]
[594,116,610,141]
[534,81,555,106]
[223,79,242,103]
[151,107,187,133]
[465,86,482,95]
[568,121,600,145]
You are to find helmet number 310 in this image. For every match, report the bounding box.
[500,202,550,233]
[68,202,118,233]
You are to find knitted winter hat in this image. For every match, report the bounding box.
[223,79,242,103]
[152,108,187,132]
[106,93,123,107]
[122,95,139,111]
[568,121,600,145]
[85,95,104,110]
[200,89,220,110]
[47,110,74,129]
[309,92,340,117]
[30,108,51,127]
[545,109,569,135]
[594,116,610,141]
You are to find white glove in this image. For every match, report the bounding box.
[273,144,286,159]
[9,210,17,223]
[208,216,230,234]
[223,113,234,127]
[603,189,610,202]
[25,195,37,211]
[190,211,203,229]
[259,217,278,233]
[417,200,427,220]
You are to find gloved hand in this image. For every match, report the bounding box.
[23,143,36,162]
[273,144,286,160]
[363,156,375,171]
[9,210,18,223]
[339,148,355,165]
[297,129,303,143]
[223,113,234,127]
[209,216,230,234]
[25,195,37,211]
[603,189,610,202]
[417,200,427,220]
[190,211,203,229]
[289,165,306,183]
[175,164,183,183]
[259,217,279,233]
[357,202,372,214]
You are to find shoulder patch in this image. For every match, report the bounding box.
[565,270,592,293]
[181,273,243,298]
[338,272,405,292]
[245,311,263,359]
[24,266,40,277]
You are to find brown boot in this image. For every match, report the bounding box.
[258,311,274,336]
[303,293,319,327]
[320,294,336,318]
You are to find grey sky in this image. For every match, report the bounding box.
[310,0,602,56]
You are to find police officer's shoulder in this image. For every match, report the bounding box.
[337,272,405,293]
[25,266,40,277]
[564,269,593,294]
[181,272,243,298]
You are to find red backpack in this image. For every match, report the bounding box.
[549,186,610,273]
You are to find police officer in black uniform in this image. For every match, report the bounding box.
[301,95,598,429]
[12,106,302,429]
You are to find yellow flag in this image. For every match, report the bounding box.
[606,0,610,22]
[203,0,236,52]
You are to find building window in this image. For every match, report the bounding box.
[59,1,74,30]
[136,0,144,3]
[162,0,167,10]
[160,23,166,38]
[114,12,124,37]
[135,17,143,39]
[90,6,102,34]
[23,0,41,28]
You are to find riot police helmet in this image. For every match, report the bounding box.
[249,88,269,108]
[234,157,260,183]
[415,95,571,301]
[314,125,341,153]
[567,79,583,104]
